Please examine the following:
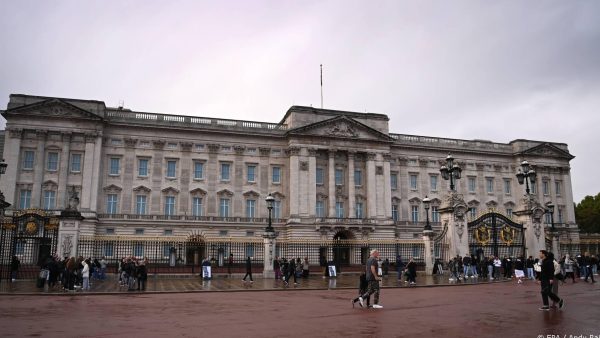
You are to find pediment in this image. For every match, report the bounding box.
[243,190,260,198]
[103,184,122,192]
[133,185,151,193]
[161,187,180,194]
[217,189,234,197]
[190,188,207,196]
[286,116,394,142]
[271,191,285,199]
[4,98,103,121]
[518,143,574,160]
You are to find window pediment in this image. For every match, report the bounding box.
[162,187,180,194]
[103,184,122,193]
[217,189,234,197]
[190,188,207,196]
[133,185,151,193]
[243,190,260,198]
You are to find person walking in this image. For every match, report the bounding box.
[526,256,535,280]
[81,259,90,291]
[538,250,564,311]
[287,257,298,285]
[10,256,20,282]
[583,252,596,283]
[514,257,525,284]
[356,249,383,309]
[406,258,417,285]
[351,272,370,308]
[563,254,576,283]
[395,255,405,281]
[228,253,234,275]
[302,257,310,278]
[242,256,253,283]
[137,258,148,291]
[274,257,281,280]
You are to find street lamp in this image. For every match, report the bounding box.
[545,201,555,232]
[440,154,462,191]
[0,159,7,175]
[423,195,432,232]
[516,160,537,195]
[265,193,275,233]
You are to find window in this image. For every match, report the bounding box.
[138,159,149,177]
[167,142,177,149]
[391,173,398,190]
[47,152,59,171]
[506,208,513,218]
[432,206,440,223]
[104,243,114,257]
[221,163,230,181]
[164,229,173,236]
[135,228,144,235]
[555,181,562,195]
[193,162,204,179]
[411,206,419,223]
[219,198,230,217]
[109,158,120,175]
[354,170,362,186]
[136,195,147,215]
[335,169,343,185]
[355,202,363,218]
[195,144,204,151]
[106,194,118,214]
[409,174,418,190]
[133,243,144,257]
[392,204,399,222]
[246,199,256,218]
[70,154,82,173]
[469,207,478,218]
[316,168,324,185]
[273,200,281,219]
[543,181,550,195]
[316,201,325,217]
[504,179,511,194]
[335,202,344,218]
[544,213,551,224]
[531,182,537,194]
[166,160,177,178]
[43,191,56,210]
[22,151,34,169]
[164,196,175,216]
[192,197,203,216]
[430,175,438,191]
[19,189,31,209]
[468,177,476,192]
[558,208,564,223]
[486,178,494,193]
[247,165,256,182]
[219,230,228,237]
[272,167,281,184]
[106,228,115,235]
[246,231,255,237]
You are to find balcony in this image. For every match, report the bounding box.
[315,218,377,225]
[97,214,287,223]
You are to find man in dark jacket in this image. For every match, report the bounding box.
[538,250,564,311]
[583,252,596,283]
[242,256,253,282]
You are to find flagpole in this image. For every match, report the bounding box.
[320,64,323,109]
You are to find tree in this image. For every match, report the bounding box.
[575,193,600,233]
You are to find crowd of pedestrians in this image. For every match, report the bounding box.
[31,255,108,292]
[273,256,310,286]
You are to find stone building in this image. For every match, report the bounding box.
[0,94,579,264]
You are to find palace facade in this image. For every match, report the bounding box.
[0,94,578,245]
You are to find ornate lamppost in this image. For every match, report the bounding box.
[423,196,432,233]
[516,160,537,195]
[265,193,275,233]
[545,201,560,255]
[422,195,435,275]
[263,193,278,278]
[440,154,462,191]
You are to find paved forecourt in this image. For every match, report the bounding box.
[0,279,598,337]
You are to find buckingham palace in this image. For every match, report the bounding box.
[0,94,581,271]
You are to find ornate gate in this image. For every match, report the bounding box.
[468,212,525,259]
[0,210,59,282]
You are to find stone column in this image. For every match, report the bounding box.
[347,151,355,218]
[80,133,97,210]
[439,192,469,257]
[121,138,137,214]
[422,231,435,275]
[31,130,47,208]
[328,149,336,217]
[151,140,166,215]
[89,134,103,213]
[514,195,547,258]
[262,231,278,278]
[307,148,318,217]
[383,153,392,219]
[288,147,300,217]
[1,129,23,205]
[57,132,71,209]
[366,152,377,218]
[58,192,83,259]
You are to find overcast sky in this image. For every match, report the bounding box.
[0,1,598,203]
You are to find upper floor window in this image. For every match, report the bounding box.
[531,182,537,194]
[164,196,176,216]
[166,142,177,149]
[411,205,419,223]
[109,158,120,175]
[135,228,145,235]
[43,191,56,210]
[432,206,440,223]
[486,178,494,193]
[19,189,31,209]
[390,173,398,190]
[506,208,513,218]
[70,154,82,173]
[246,199,256,218]
[316,201,325,217]
[136,195,147,215]
[409,174,418,190]
[430,175,438,191]
[166,160,177,178]
[194,162,204,179]
[504,179,511,194]
[106,194,118,214]
[247,165,256,183]
[335,202,344,218]
[192,197,203,216]
[47,152,59,171]
[316,168,324,185]
[354,170,362,186]
[543,180,550,195]
[355,202,363,218]
[273,200,281,219]
[468,177,476,192]
[164,229,173,236]
[221,163,231,181]
[219,198,230,217]
[335,169,344,186]
[106,228,115,235]
[272,166,281,184]
[138,159,149,177]
[22,151,34,169]
[392,204,399,222]
[558,207,564,223]
[555,181,562,195]
[469,207,478,218]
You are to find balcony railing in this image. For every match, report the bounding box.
[389,133,513,152]
[315,218,377,225]
[97,214,287,223]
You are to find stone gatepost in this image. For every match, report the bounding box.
[514,195,547,258]
[262,231,278,278]
[57,189,84,259]
[438,192,469,258]
[422,230,435,275]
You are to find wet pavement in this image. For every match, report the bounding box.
[0,278,598,337]
[1,272,504,294]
